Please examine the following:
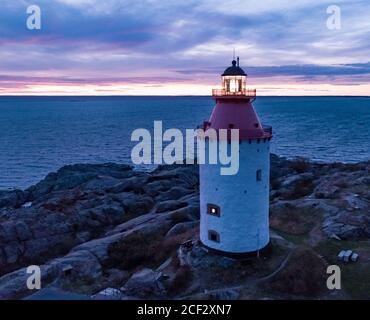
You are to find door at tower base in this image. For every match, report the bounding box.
[200,139,270,254]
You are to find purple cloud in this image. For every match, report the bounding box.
[0,0,369,93]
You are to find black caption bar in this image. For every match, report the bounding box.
[1,300,366,319]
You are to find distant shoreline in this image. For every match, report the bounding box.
[0,95,370,98]
[1,154,370,192]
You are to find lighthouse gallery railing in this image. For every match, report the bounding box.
[212,88,256,98]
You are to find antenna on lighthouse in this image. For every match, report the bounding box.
[237,56,240,67]
[233,48,236,60]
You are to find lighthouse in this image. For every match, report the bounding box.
[199,58,272,257]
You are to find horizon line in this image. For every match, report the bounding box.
[0,94,369,98]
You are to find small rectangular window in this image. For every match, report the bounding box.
[207,204,220,217]
[208,230,220,243]
[256,169,262,181]
[238,79,243,92]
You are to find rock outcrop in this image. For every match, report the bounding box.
[0,155,369,300]
[0,163,199,276]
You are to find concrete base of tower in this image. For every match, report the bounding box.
[200,240,272,259]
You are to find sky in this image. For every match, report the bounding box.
[0,0,369,96]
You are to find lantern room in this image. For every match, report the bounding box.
[212,57,256,99]
[222,57,246,94]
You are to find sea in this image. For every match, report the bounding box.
[0,96,369,190]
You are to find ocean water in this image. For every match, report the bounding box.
[0,96,369,190]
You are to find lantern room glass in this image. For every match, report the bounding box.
[222,75,246,94]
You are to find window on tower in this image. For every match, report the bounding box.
[238,79,242,92]
[207,204,220,217]
[208,230,220,243]
[256,169,262,181]
[225,79,230,92]
[222,75,246,94]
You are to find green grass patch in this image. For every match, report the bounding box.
[314,239,370,299]
[340,263,370,299]
[62,276,105,295]
[314,239,369,263]
[271,228,309,245]
[270,205,324,236]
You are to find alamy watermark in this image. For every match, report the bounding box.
[131,121,240,175]
[26,265,41,290]
[326,265,341,290]
[26,5,41,30]
[326,5,341,30]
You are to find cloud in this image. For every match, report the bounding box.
[175,62,370,83]
[0,74,188,85]
[0,0,369,94]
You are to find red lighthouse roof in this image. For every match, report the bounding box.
[206,59,272,140]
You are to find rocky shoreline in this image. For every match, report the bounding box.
[1,155,370,300]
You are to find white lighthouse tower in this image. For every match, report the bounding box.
[199,58,272,257]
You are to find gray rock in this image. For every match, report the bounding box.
[107,176,148,194]
[93,287,123,300]
[23,234,70,259]
[27,163,133,199]
[209,289,240,300]
[1,155,368,300]
[4,243,23,264]
[90,201,125,224]
[71,232,126,262]
[169,205,200,221]
[115,193,154,215]
[143,179,174,195]
[0,264,56,300]
[157,186,193,201]
[323,213,370,240]
[0,190,28,209]
[165,221,198,238]
[0,223,17,242]
[123,268,166,298]
[0,243,103,299]
[156,200,187,213]
[14,222,33,241]
[81,176,122,193]
[270,154,295,180]
[76,231,91,243]
[314,182,340,199]
[106,269,130,287]
[127,196,155,215]
[278,173,315,199]
[51,250,102,280]
[281,173,314,188]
